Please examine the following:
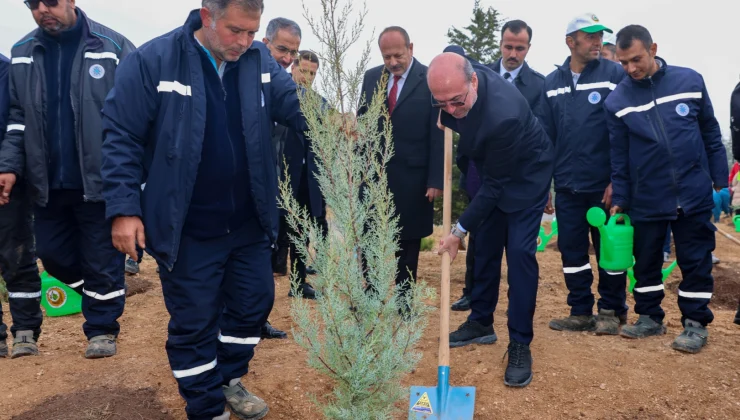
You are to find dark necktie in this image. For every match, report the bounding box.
[388,75,402,114]
[504,72,511,81]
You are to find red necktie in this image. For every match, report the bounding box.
[388,75,402,114]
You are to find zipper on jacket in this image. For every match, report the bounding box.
[650,78,681,210]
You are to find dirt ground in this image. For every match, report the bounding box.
[1,220,739,420]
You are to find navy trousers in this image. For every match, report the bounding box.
[467,195,546,345]
[159,218,274,420]
[555,191,627,317]
[0,184,43,341]
[34,190,126,339]
[632,210,715,326]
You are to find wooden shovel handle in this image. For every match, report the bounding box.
[439,127,453,367]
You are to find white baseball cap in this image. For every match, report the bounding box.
[566,13,613,36]
[602,31,617,45]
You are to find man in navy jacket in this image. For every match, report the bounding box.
[0,53,43,359]
[434,53,554,388]
[537,13,628,335]
[100,1,307,418]
[605,25,727,354]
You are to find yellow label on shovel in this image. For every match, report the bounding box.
[411,392,433,414]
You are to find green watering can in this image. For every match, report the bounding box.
[586,207,633,271]
[40,271,82,317]
[734,215,740,233]
[627,260,678,294]
[537,218,558,252]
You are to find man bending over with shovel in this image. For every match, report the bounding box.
[433,52,554,387]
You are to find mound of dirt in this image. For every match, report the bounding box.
[11,386,173,420]
[125,276,155,298]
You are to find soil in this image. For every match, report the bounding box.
[1,219,739,419]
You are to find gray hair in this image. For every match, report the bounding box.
[202,0,264,18]
[462,58,474,82]
[265,17,302,41]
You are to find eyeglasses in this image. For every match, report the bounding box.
[274,44,299,58]
[431,86,470,108]
[24,0,59,10]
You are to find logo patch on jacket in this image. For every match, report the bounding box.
[89,64,105,79]
[675,103,690,117]
[588,91,601,104]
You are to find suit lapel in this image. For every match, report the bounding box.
[393,59,423,112]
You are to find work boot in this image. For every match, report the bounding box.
[671,319,708,354]
[213,410,231,420]
[620,315,666,339]
[594,309,621,336]
[85,334,117,359]
[503,341,533,387]
[261,321,287,339]
[548,315,596,332]
[305,265,317,275]
[451,295,471,311]
[449,320,497,348]
[734,300,740,325]
[288,283,316,299]
[11,330,39,358]
[663,252,671,263]
[125,258,140,275]
[0,339,7,358]
[223,381,269,420]
[712,253,720,264]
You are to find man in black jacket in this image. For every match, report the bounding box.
[357,26,443,305]
[0,0,134,359]
[433,52,554,387]
[0,53,43,359]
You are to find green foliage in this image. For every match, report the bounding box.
[420,236,435,252]
[0,276,6,302]
[445,0,503,64]
[280,1,434,418]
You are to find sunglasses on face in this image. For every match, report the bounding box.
[24,0,59,10]
[431,87,470,108]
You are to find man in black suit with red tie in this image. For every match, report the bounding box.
[357,26,444,307]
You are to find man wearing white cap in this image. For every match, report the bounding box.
[602,32,618,62]
[537,13,627,336]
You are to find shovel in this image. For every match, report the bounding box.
[408,127,476,419]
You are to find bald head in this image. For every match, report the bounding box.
[427,52,478,119]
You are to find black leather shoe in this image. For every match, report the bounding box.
[734,300,740,326]
[261,321,287,339]
[305,266,317,275]
[504,341,533,387]
[451,295,471,311]
[288,283,316,299]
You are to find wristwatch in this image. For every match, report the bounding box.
[450,223,467,240]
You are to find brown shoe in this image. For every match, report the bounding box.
[595,309,620,336]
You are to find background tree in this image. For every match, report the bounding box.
[281,1,434,418]
[446,0,503,64]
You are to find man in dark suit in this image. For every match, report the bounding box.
[433,53,554,387]
[358,26,444,303]
[488,20,545,110]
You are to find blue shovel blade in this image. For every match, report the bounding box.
[408,385,476,420]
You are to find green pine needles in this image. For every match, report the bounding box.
[278,1,434,418]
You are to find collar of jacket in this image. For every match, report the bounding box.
[23,8,105,52]
[556,55,602,77]
[492,58,534,86]
[629,56,668,87]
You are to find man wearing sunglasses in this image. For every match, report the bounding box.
[433,52,554,387]
[0,0,134,359]
[357,26,444,311]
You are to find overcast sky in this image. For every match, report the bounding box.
[1,0,737,136]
